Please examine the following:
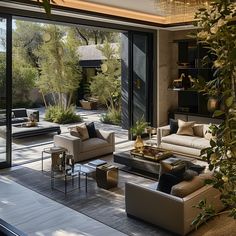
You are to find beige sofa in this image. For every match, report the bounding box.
[125,180,224,235]
[157,125,211,159]
[54,129,115,162]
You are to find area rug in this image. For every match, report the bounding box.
[2,166,173,236]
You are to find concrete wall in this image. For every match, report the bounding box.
[157,29,196,127]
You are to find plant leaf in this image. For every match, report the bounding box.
[213,110,225,117]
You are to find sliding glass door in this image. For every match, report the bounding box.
[0,15,12,168]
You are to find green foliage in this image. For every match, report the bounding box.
[36,25,82,109]
[192,200,216,228]
[75,28,120,45]
[192,0,236,226]
[12,56,38,106]
[90,40,121,111]
[100,108,121,125]
[130,116,149,136]
[45,105,82,124]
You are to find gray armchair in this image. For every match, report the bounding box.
[54,129,115,163]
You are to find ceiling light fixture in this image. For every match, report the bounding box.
[155,0,211,17]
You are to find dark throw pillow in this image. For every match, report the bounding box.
[169,119,178,134]
[183,169,198,181]
[189,164,206,174]
[157,173,182,194]
[86,122,97,138]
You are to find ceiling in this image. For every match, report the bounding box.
[50,0,201,25]
[83,0,163,16]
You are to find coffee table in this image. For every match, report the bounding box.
[114,148,191,177]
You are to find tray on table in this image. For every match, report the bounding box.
[130,146,173,162]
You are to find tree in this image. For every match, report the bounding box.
[11,21,41,106]
[90,41,121,110]
[13,21,43,71]
[192,0,236,227]
[75,28,120,45]
[37,25,82,109]
[90,40,121,125]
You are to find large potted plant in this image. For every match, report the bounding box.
[193,0,236,226]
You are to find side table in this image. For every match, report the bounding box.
[74,164,96,192]
[42,146,67,171]
[96,164,118,189]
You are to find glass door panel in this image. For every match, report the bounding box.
[132,33,148,122]
[130,32,153,129]
[0,16,11,168]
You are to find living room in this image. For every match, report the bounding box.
[0,0,235,236]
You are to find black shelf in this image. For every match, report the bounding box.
[174,39,215,115]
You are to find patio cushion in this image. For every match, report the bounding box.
[81,138,109,152]
[13,109,27,118]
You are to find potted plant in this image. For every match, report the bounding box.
[192,0,236,227]
[130,116,149,151]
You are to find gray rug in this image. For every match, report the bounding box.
[3,166,175,236]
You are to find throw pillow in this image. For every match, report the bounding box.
[188,164,206,174]
[169,119,178,134]
[183,169,198,181]
[86,122,97,138]
[193,124,204,137]
[176,120,195,136]
[157,173,182,194]
[70,123,89,141]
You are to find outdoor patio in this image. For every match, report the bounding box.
[10,107,130,165]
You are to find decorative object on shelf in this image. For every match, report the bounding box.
[172,73,185,89]
[130,116,149,152]
[207,97,219,112]
[193,0,236,227]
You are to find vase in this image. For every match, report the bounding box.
[134,135,144,152]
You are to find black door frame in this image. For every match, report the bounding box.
[0,6,157,167]
[0,13,12,169]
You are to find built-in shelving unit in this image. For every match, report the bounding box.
[171,39,215,116]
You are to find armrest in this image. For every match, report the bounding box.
[157,125,170,146]
[125,182,184,234]
[96,129,115,145]
[53,134,82,157]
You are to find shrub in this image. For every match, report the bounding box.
[100,108,121,125]
[45,105,82,124]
